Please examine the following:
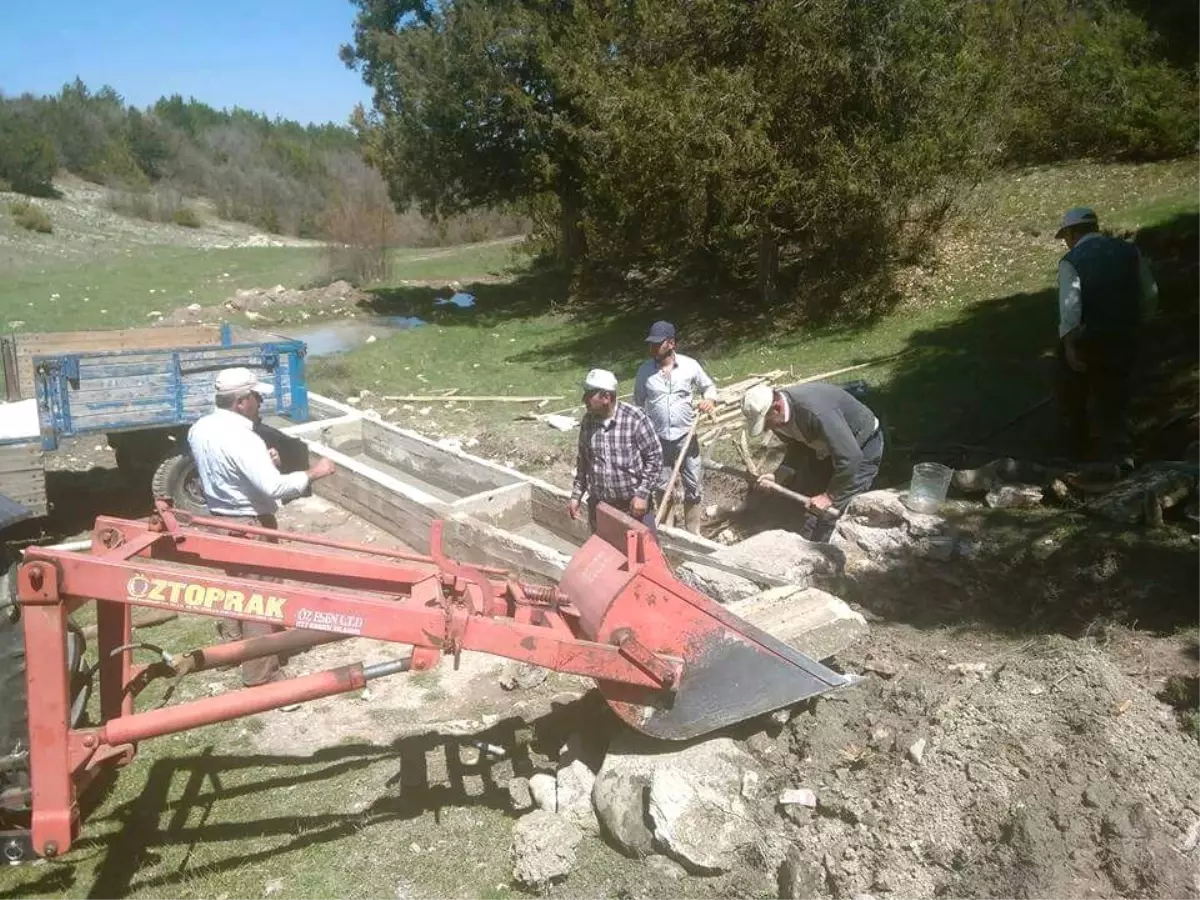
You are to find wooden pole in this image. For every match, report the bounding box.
[382,394,564,403]
[656,412,704,526]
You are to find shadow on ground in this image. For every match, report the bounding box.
[0,693,619,899]
[3,468,153,549]
[357,256,897,377]
[357,214,1197,486]
[863,211,1199,488]
[823,505,1199,639]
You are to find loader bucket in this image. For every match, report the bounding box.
[562,503,854,741]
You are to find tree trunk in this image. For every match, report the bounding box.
[757,225,779,306]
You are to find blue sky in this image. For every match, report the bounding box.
[0,0,375,125]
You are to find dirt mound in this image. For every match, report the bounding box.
[158,280,370,326]
[758,635,1199,899]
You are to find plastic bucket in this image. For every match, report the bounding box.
[905,462,953,514]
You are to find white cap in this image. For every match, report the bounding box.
[742,383,774,437]
[582,368,619,392]
[214,367,274,397]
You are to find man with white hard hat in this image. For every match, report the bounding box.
[1054,206,1157,466]
[741,381,883,540]
[569,368,663,531]
[187,367,337,690]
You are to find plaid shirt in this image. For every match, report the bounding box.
[571,401,663,504]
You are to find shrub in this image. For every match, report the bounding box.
[10,199,52,233]
[171,205,202,228]
[0,109,58,196]
[108,187,182,223]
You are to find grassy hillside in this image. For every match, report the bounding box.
[309,159,1199,482]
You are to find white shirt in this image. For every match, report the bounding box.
[188,408,310,516]
[1057,233,1158,338]
[633,353,718,441]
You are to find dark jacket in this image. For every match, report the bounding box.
[771,382,879,498]
[1061,234,1144,336]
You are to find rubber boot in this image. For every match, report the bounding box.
[684,502,702,534]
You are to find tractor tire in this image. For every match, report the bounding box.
[151,454,209,514]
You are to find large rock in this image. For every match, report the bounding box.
[593,731,660,857]
[834,488,957,562]
[713,530,840,584]
[556,759,598,833]
[843,490,908,528]
[953,457,1049,495]
[985,484,1044,509]
[646,738,764,873]
[725,586,867,661]
[1087,463,1196,526]
[676,563,760,603]
[511,809,582,886]
[529,772,557,812]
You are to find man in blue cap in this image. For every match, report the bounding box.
[633,321,718,532]
[1055,206,1157,466]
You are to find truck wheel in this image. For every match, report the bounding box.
[151,454,208,514]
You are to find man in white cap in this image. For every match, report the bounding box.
[187,367,336,689]
[1055,206,1157,465]
[741,381,882,540]
[634,320,718,533]
[568,368,663,531]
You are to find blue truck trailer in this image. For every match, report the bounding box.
[0,323,311,519]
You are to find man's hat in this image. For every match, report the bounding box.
[215,367,274,397]
[742,384,774,437]
[645,321,676,343]
[1055,207,1098,239]
[582,368,619,393]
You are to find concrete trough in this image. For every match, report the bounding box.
[282,394,867,658]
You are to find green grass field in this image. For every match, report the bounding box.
[0,240,524,333]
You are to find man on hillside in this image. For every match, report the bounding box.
[741,380,883,541]
[633,321,718,533]
[1054,206,1158,467]
[188,367,336,692]
[568,368,663,532]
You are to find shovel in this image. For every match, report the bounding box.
[702,458,842,520]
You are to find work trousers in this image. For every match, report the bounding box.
[657,434,703,504]
[781,429,884,541]
[1056,334,1137,464]
[211,512,287,687]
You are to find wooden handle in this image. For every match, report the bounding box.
[701,459,841,519]
[656,414,703,526]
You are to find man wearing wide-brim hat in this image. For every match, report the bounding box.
[1054,206,1158,466]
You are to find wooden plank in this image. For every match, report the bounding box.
[68,406,177,429]
[0,455,46,475]
[362,420,518,495]
[0,444,46,514]
[15,326,222,397]
[0,442,40,460]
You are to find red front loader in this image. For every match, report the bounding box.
[0,500,852,862]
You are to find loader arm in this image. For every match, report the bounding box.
[9,499,851,860]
